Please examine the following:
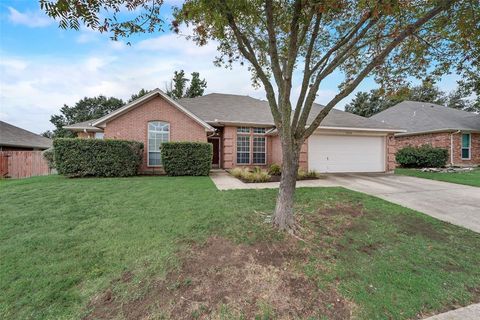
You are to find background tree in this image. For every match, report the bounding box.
[129,88,152,103]
[166,70,189,99]
[345,90,388,118]
[346,80,477,117]
[41,130,55,139]
[166,70,207,99]
[185,72,207,98]
[49,96,124,138]
[41,0,480,231]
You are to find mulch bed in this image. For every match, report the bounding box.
[234,174,321,183]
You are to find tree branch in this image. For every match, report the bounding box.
[302,0,455,139]
[291,12,321,130]
[295,13,379,135]
[220,0,282,125]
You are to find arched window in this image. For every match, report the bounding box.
[148,121,170,166]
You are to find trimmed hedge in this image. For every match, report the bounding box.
[396,145,449,168]
[54,138,143,177]
[161,142,212,176]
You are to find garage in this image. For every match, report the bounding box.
[308,134,385,173]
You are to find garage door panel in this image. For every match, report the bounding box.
[308,135,385,173]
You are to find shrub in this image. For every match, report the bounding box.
[229,167,271,182]
[396,145,449,168]
[230,167,247,178]
[42,148,55,169]
[161,142,212,176]
[243,169,271,182]
[297,168,321,179]
[54,138,143,177]
[268,163,282,176]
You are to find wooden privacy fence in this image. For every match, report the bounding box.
[0,151,51,179]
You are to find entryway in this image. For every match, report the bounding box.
[208,137,221,168]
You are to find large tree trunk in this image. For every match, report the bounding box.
[272,139,301,231]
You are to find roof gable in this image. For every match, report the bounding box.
[92,89,214,132]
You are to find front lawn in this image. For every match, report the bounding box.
[395,168,480,187]
[1,175,479,319]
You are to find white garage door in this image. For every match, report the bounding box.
[308,134,385,173]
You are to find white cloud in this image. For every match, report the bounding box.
[1,27,349,134]
[7,7,52,28]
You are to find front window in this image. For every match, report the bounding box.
[253,136,266,164]
[236,135,250,164]
[148,121,169,166]
[94,132,104,139]
[461,133,471,160]
[236,127,267,164]
[237,127,250,133]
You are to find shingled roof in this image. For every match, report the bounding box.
[371,101,480,135]
[0,121,52,150]
[178,93,400,131]
[65,91,402,133]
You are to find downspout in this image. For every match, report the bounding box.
[450,130,461,166]
[83,129,89,138]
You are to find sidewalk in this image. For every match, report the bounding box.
[423,303,480,320]
[209,169,338,190]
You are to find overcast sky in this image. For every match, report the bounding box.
[0,1,459,134]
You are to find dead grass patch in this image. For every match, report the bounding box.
[394,215,448,241]
[84,237,351,320]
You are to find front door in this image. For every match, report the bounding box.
[208,138,220,168]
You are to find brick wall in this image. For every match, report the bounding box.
[386,133,396,171]
[103,96,207,172]
[269,135,308,170]
[222,127,308,170]
[394,131,479,166]
[451,132,479,165]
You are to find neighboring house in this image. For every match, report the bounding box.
[0,121,52,151]
[64,89,401,173]
[371,101,480,166]
[0,121,52,179]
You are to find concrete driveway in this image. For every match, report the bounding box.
[327,173,480,233]
[210,171,480,233]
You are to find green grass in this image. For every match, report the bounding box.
[1,175,479,319]
[395,168,480,187]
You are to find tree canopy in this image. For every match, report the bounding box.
[345,80,479,117]
[165,70,208,100]
[128,88,152,103]
[48,95,124,138]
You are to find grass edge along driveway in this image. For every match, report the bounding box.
[1,175,479,320]
[395,168,480,187]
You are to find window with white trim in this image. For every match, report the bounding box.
[236,135,250,164]
[94,132,104,139]
[148,121,169,166]
[253,136,266,164]
[461,133,471,160]
[237,127,250,133]
[236,127,267,164]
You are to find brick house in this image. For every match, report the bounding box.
[65,89,401,173]
[371,101,480,166]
